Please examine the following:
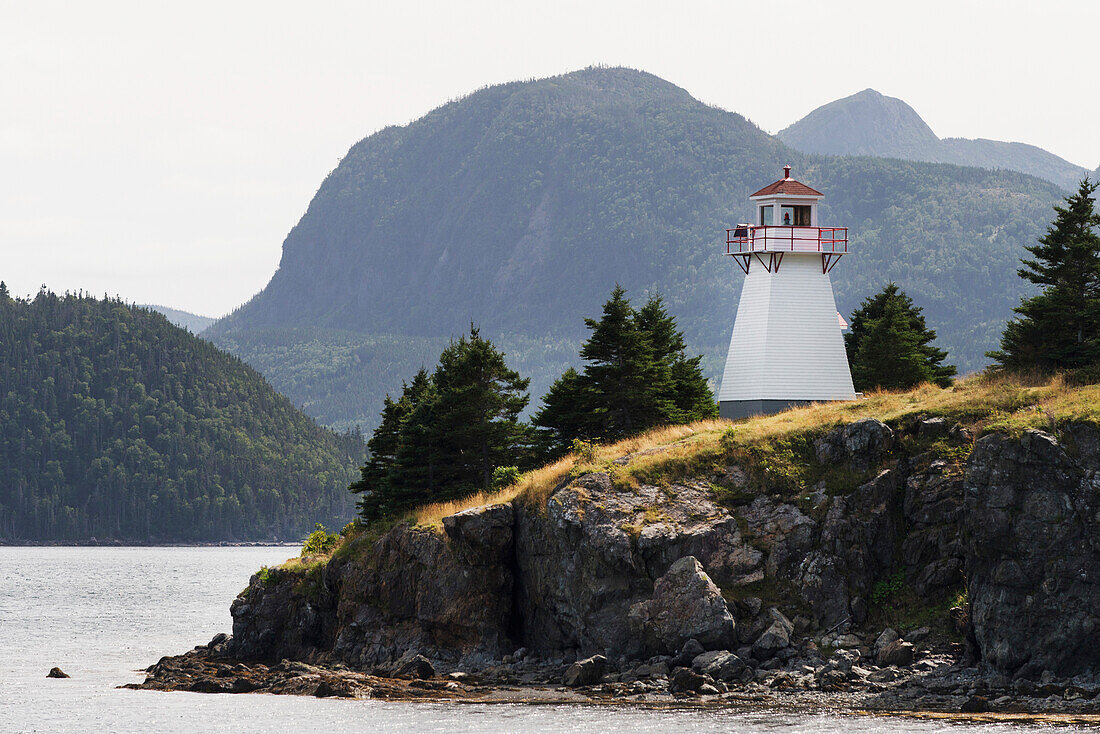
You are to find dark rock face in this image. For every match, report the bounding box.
[815,418,895,469]
[231,503,516,669]
[799,469,902,627]
[903,456,965,597]
[628,556,735,655]
[229,570,331,663]
[964,428,1100,678]
[47,667,69,679]
[513,473,761,656]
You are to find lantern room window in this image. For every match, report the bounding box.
[780,205,812,226]
[760,205,773,225]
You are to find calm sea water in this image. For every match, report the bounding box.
[0,546,1081,733]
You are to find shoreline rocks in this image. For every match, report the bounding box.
[124,638,1100,716]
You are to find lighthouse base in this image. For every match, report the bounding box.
[719,399,817,421]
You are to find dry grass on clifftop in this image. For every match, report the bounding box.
[407,372,1100,527]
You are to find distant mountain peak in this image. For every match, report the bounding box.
[778,88,942,161]
[779,89,1090,190]
[140,304,216,334]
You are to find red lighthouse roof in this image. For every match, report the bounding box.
[750,165,824,198]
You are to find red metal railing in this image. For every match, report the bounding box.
[726,225,848,255]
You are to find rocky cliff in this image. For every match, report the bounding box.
[226,410,1100,686]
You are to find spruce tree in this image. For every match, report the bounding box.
[845,283,956,391]
[350,369,429,520]
[581,286,671,437]
[989,178,1100,371]
[384,369,439,513]
[532,367,595,452]
[635,294,718,422]
[353,369,436,521]
[534,286,716,457]
[429,326,530,494]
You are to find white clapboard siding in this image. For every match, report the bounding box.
[719,254,856,402]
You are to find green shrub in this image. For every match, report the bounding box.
[871,571,906,607]
[570,438,598,464]
[492,465,522,489]
[301,523,340,557]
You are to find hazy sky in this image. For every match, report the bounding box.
[3,0,1097,317]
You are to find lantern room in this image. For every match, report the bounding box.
[753,164,820,227]
[726,165,848,275]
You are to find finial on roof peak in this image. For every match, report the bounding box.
[783,164,792,179]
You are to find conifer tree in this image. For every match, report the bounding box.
[428,326,530,494]
[379,369,438,516]
[581,286,672,437]
[350,368,431,520]
[635,294,718,422]
[532,367,594,452]
[845,283,955,391]
[353,330,530,521]
[989,178,1100,371]
[535,286,715,457]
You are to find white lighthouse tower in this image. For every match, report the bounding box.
[718,166,856,419]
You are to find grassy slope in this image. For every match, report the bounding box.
[411,373,1100,526]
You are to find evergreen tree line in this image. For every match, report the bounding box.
[352,328,531,521]
[0,288,365,542]
[352,289,717,521]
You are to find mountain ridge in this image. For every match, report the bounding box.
[779,88,1092,190]
[141,304,216,334]
[206,67,1063,432]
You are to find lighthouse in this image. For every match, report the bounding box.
[718,166,856,420]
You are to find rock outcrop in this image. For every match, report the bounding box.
[513,473,761,656]
[221,416,1100,687]
[964,427,1100,677]
[231,502,516,669]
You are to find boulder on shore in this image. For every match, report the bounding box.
[47,667,70,679]
[562,654,607,687]
[628,556,735,655]
[392,652,436,680]
[875,639,915,667]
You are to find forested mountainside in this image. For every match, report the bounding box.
[141,304,216,334]
[207,67,1062,432]
[0,289,365,542]
[779,89,1091,191]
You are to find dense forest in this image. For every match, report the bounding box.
[0,288,365,542]
[206,67,1062,432]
